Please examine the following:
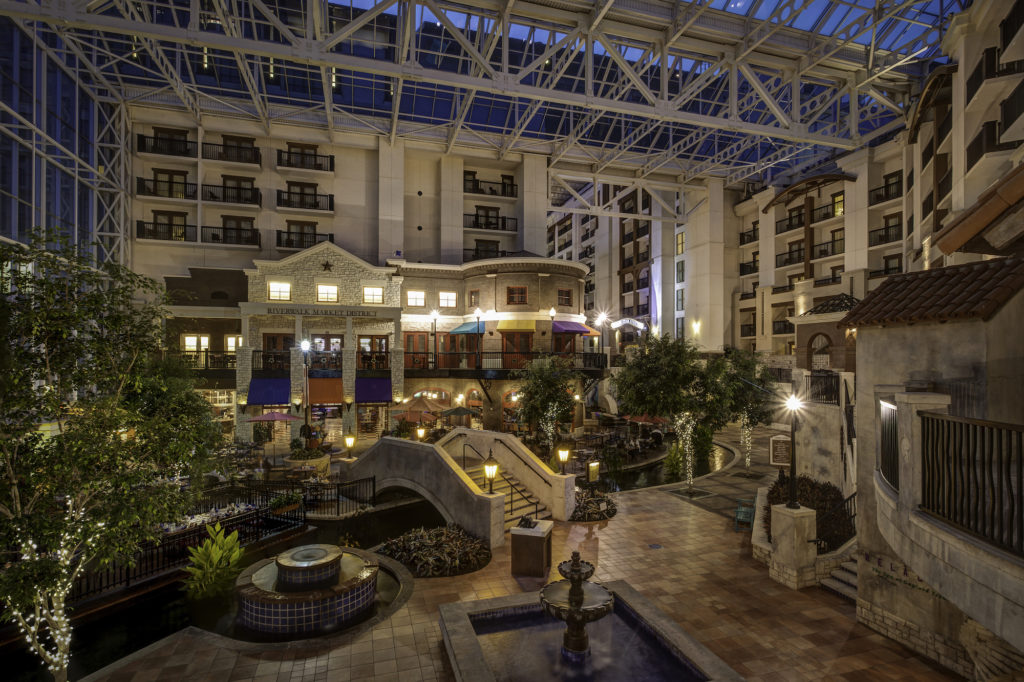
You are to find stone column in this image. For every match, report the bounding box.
[343,316,357,438]
[391,312,403,403]
[236,345,253,441]
[769,504,817,589]
[895,391,951,514]
[290,345,305,442]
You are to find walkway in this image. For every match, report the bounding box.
[88,424,961,682]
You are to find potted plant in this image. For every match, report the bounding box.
[269,491,303,513]
[182,522,245,629]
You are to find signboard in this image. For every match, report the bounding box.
[769,435,792,467]
[587,460,601,483]
[610,318,647,331]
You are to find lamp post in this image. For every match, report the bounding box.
[483,450,499,493]
[557,446,570,475]
[416,425,426,440]
[549,307,557,352]
[299,339,312,443]
[785,394,803,509]
[430,309,440,369]
[595,312,608,357]
[344,433,356,456]
[474,307,483,369]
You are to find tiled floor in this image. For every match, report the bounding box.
[89,426,962,682]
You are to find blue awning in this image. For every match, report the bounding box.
[355,377,392,403]
[247,378,290,405]
[449,321,485,334]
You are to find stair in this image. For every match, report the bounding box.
[821,560,858,602]
[465,464,552,530]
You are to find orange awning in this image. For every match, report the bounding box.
[308,378,344,404]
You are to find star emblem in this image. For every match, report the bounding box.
[321,260,333,272]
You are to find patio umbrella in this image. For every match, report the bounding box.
[247,412,301,462]
[402,395,447,413]
[441,406,481,417]
[392,410,439,422]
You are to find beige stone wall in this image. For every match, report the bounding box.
[247,245,402,307]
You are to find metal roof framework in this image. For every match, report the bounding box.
[0,0,966,218]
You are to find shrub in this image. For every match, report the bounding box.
[182,522,244,600]
[377,524,491,577]
[570,488,617,521]
[269,491,302,510]
[762,475,854,550]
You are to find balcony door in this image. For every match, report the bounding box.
[152,211,187,241]
[153,169,187,198]
[404,332,428,369]
[358,335,388,369]
[501,332,532,369]
[475,205,499,229]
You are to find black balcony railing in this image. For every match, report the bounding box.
[869,265,902,278]
[739,291,756,300]
[772,284,794,294]
[922,191,934,218]
[622,256,634,268]
[277,149,335,171]
[277,190,334,211]
[637,303,649,315]
[740,260,758,276]
[201,225,261,246]
[879,400,899,490]
[621,281,634,294]
[740,323,756,337]
[201,184,261,205]
[806,370,839,405]
[1001,0,1024,55]
[814,273,842,287]
[622,231,634,244]
[276,231,334,249]
[137,134,197,157]
[967,121,1020,173]
[637,224,650,238]
[775,249,804,267]
[463,248,536,262]
[167,350,237,369]
[622,306,634,317]
[937,170,952,201]
[252,350,291,372]
[202,142,261,165]
[637,278,649,289]
[739,227,759,245]
[772,319,795,335]
[937,112,952,144]
[869,180,903,205]
[463,214,518,231]
[464,178,518,197]
[922,139,934,168]
[136,220,197,242]
[308,351,344,371]
[407,351,607,372]
[637,251,649,262]
[811,203,842,223]
[868,224,902,247]
[357,352,389,370]
[776,213,804,234]
[921,412,1024,556]
[765,366,792,384]
[812,239,844,259]
[136,177,197,200]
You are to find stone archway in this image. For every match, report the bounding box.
[807,332,833,370]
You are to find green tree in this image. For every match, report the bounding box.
[722,347,777,469]
[511,356,582,454]
[0,233,220,682]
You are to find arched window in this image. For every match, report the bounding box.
[808,333,832,370]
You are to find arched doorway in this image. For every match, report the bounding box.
[808,333,833,370]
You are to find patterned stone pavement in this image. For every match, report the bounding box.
[87,425,962,682]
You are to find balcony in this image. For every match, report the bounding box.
[557,223,573,237]
[277,190,334,212]
[966,47,1024,110]
[622,256,634,268]
[463,248,532,262]
[739,291,756,300]
[464,178,518,198]
[805,370,838,404]
[810,203,843,223]
[201,184,261,206]
[622,306,634,317]
[167,350,237,370]
[1002,0,1024,62]
[201,142,261,166]
[814,273,842,287]
[936,112,952,146]
[776,214,804,234]
[136,178,197,200]
[740,260,758,276]
[637,251,650,262]
[621,281,634,294]
[868,180,903,205]
[136,221,196,242]
[136,134,196,158]
[201,225,261,246]
[740,323,756,338]
[276,231,334,249]
[1002,78,1024,142]
[739,227,759,245]
[308,351,344,371]
[251,350,290,374]
[637,277,649,290]
[622,232,634,244]
[405,351,607,375]
[869,265,902,278]
[637,303,649,315]
[772,319,795,335]
[637,224,650,238]
[922,192,934,219]
[276,149,335,172]
[869,224,902,246]
[811,239,844,260]
[922,139,934,168]
[775,249,804,268]
[937,170,952,202]
[772,284,794,294]
[967,121,1020,174]
[463,214,518,231]
[357,352,389,371]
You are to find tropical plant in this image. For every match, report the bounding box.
[269,491,303,511]
[511,356,583,452]
[252,421,273,445]
[377,524,491,577]
[182,523,244,601]
[0,231,220,682]
[392,418,415,439]
[570,489,617,521]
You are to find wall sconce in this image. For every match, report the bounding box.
[456,393,465,404]
[237,397,247,406]
[292,398,302,408]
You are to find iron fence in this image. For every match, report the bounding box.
[806,371,839,405]
[879,401,899,490]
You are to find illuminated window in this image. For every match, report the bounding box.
[268,281,291,301]
[317,284,338,302]
[407,290,425,307]
[225,335,243,352]
[675,232,685,255]
[439,291,457,308]
[183,334,209,351]
[363,286,383,304]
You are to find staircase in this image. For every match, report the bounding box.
[465,464,552,530]
[821,560,858,602]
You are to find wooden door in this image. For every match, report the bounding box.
[404,332,428,369]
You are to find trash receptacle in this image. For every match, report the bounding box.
[510,519,553,577]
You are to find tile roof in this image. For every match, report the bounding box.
[840,257,1024,328]
[800,293,861,316]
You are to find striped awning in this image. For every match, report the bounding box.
[496,319,537,331]
[308,378,344,405]
[449,321,485,334]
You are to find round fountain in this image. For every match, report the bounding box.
[235,544,379,636]
[539,551,614,664]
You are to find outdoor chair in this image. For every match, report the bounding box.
[734,498,755,532]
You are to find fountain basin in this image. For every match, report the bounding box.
[236,545,378,636]
[440,581,742,681]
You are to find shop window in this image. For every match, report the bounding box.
[268,281,291,300]
[363,286,383,304]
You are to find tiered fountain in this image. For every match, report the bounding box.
[539,551,615,664]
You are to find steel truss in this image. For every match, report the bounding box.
[0,0,962,213]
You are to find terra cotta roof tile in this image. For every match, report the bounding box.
[839,257,1024,328]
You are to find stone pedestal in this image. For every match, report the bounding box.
[769,504,817,589]
[510,519,553,577]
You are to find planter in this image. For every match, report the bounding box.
[271,503,301,514]
[283,453,331,476]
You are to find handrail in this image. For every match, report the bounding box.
[462,441,484,470]
[494,438,552,486]
[810,492,857,554]
[501,473,539,520]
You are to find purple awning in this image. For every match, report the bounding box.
[355,377,393,403]
[246,378,290,405]
[552,321,590,334]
